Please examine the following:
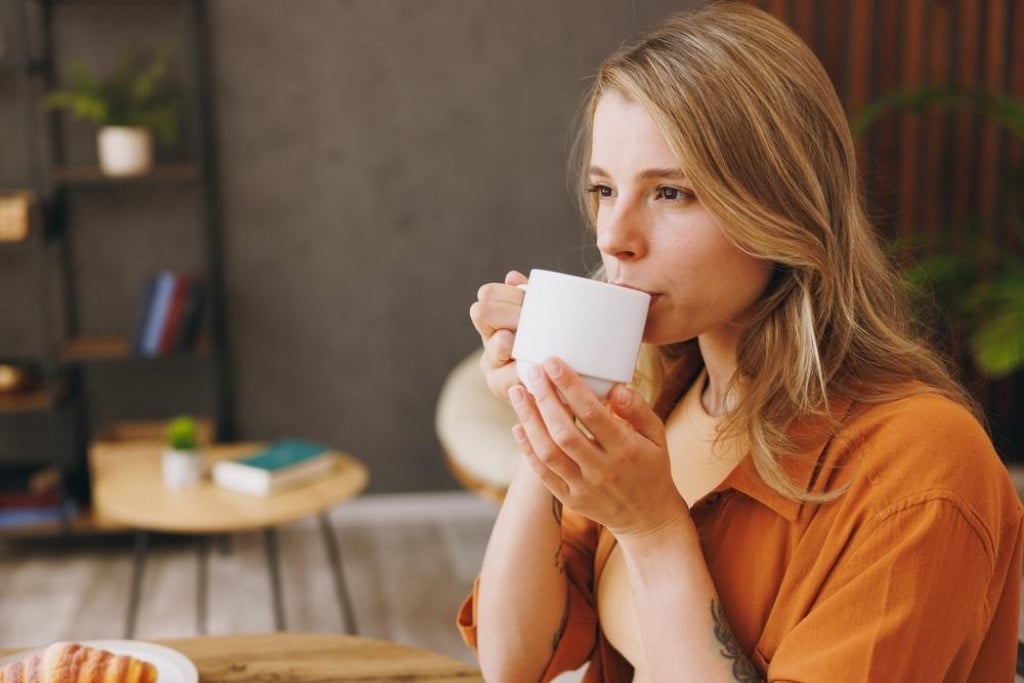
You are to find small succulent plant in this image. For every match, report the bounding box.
[167,415,199,452]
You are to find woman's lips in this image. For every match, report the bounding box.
[611,281,660,299]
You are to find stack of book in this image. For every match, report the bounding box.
[0,464,76,530]
[133,271,206,358]
[212,439,337,496]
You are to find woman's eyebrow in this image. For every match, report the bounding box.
[638,167,688,181]
[586,165,689,181]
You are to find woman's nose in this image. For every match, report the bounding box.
[596,205,646,261]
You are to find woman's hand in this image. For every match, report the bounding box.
[469,270,529,403]
[508,356,688,539]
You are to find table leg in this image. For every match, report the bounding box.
[215,533,232,555]
[263,528,286,631]
[196,535,209,635]
[318,513,358,634]
[124,531,148,639]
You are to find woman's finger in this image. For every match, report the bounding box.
[512,423,569,500]
[469,299,522,340]
[508,384,583,484]
[483,362,521,403]
[518,366,602,471]
[538,357,626,455]
[608,384,665,447]
[504,270,529,287]
[482,329,515,367]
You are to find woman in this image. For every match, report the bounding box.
[459,3,1022,681]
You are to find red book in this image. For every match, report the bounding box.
[158,275,191,355]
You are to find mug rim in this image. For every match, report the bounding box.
[527,268,651,301]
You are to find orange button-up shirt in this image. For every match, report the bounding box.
[458,392,1024,681]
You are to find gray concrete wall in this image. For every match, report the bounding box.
[0,0,693,492]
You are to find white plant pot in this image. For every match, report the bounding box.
[162,448,203,490]
[97,126,154,177]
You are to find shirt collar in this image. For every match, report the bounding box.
[715,396,855,522]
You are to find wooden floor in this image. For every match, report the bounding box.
[0,492,497,665]
[1,491,1019,682]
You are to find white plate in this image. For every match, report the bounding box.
[0,639,197,683]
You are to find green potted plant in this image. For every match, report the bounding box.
[851,86,1024,379]
[45,45,182,177]
[162,415,203,489]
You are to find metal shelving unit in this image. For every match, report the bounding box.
[1,0,235,533]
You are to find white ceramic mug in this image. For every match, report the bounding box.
[512,269,651,400]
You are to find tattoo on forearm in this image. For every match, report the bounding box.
[710,599,762,682]
[551,496,568,648]
[552,497,565,572]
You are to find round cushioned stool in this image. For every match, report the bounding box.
[436,349,519,503]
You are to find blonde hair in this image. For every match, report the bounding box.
[574,1,978,501]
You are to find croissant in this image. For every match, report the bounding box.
[0,642,158,683]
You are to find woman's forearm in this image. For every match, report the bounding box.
[477,460,569,682]
[617,513,763,683]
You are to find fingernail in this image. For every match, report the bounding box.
[508,385,525,406]
[542,357,562,378]
[511,424,526,443]
[615,385,631,405]
[527,364,543,386]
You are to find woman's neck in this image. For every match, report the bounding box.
[697,330,741,418]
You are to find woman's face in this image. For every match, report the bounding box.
[589,90,773,346]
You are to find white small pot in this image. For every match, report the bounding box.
[162,448,203,490]
[97,126,154,177]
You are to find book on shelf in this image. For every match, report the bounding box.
[132,271,206,357]
[211,439,336,496]
[0,463,74,529]
[0,499,77,529]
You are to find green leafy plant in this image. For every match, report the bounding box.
[851,86,1024,378]
[45,45,182,145]
[167,415,199,452]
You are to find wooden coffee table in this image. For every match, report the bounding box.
[0,632,483,682]
[89,441,369,638]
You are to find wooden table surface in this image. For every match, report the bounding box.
[90,441,370,534]
[0,632,484,682]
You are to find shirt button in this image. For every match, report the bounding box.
[705,493,721,506]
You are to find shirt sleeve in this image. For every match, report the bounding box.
[456,506,601,681]
[764,493,1006,682]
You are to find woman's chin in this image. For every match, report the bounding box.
[642,325,695,347]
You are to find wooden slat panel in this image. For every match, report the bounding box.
[919,0,952,241]
[871,0,906,236]
[819,1,850,107]
[763,0,788,22]
[848,0,875,164]
[896,0,927,236]
[1001,0,1023,243]
[790,0,817,52]
[951,0,983,228]
[995,0,1024,462]
[742,0,1022,459]
[973,0,1005,233]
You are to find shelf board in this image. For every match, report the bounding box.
[95,417,216,445]
[0,505,126,540]
[50,163,201,186]
[61,336,209,364]
[0,386,62,415]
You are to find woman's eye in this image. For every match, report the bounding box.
[585,184,613,198]
[656,186,693,202]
